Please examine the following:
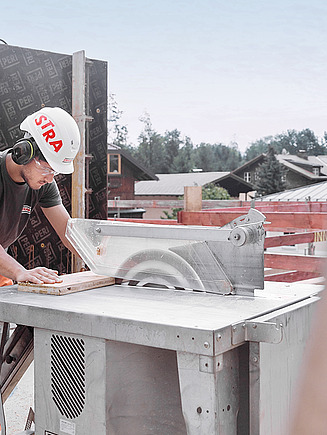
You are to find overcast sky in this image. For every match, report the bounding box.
[2,0,327,152]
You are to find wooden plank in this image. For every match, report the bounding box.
[108,200,327,212]
[265,230,327,248]
[264,253,327,273]
[18,271,115,296]
[208,203,327,213]
[184,186,202,212]
[264,212,327,231]
[178,211,327,230]
[264,270,321,282]
[264,232,315,248]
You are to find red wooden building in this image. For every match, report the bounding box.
[107,146,158,218]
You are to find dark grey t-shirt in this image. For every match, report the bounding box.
[0,150,62,249]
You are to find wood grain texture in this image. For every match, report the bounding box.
[18,271,115,296]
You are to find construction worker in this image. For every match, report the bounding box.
[0,106,80,286]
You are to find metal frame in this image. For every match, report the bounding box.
[0,281,321,434]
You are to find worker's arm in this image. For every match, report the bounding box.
[0,204,79,285]
[0,244,62,284]
[41,203,80,258]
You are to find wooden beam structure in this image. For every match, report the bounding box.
[264,253,327,273]
[209,202,327,213]
[264,231,327,248]
[178,210,327,231]
[108,199,327,213]
[264,271,322,283]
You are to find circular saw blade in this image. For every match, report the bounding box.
[115,249,205,291]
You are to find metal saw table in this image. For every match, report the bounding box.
[0,280,321,435]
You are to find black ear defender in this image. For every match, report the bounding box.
[11,138,37,165]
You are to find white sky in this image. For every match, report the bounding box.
[2,0,327,153]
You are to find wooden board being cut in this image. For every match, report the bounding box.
[18,271,115,296]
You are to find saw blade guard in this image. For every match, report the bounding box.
[66,210,266,295]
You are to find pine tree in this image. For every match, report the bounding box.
[161,129,182,173]
[171,136,194,173]
[136,112,165,172]
[255,146,286,196]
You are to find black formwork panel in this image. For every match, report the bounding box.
[0,44,108,274]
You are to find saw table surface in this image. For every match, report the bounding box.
[0,281,321,355]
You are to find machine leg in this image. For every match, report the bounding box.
[176,349,239,435]
[0,325,34,402]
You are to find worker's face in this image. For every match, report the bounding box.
[21,158,57,190]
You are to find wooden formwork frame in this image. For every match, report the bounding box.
[177,202,327,283]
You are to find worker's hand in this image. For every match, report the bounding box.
[16,267,63,285]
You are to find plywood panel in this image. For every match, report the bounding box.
[18,271,114,295]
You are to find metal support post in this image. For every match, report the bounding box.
[177,349,239,434]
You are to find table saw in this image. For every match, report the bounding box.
[0,209,322,435]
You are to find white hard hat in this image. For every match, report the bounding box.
[20,107,81,174]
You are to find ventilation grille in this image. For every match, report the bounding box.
[51,334,86,419]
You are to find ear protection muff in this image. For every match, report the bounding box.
[11,138,37,165]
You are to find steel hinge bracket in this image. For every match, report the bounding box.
[231,320,283,346]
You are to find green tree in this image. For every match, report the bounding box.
[255,146,286,196]
[161,207,182,219]
[212,144,242,170]
[136,112,165,173]
[171,136,194,173]
[193,143,216,171]
[193,143,242,172]
[295,128,327,155]
[245,129,327,161]
[108,93,130,149]
[161,184,230,220]
[322,131,327,148]
[244,137,274,161]
[273,130,298,154]
[202,183,231,199]
[161,129,182,173]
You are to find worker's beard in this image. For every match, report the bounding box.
[21,168,47,190]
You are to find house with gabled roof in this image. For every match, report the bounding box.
[232,151,327,191]
[135,171,255,199]
[133,171,256,219]
[107,145,158,217]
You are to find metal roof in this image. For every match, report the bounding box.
[258,180,327,201]
[276,156,327,180]
[234,152,327,180]
[312,155,327,175]
[280,155,319,166]
[280,154,327,173]
[135,172,232,195]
